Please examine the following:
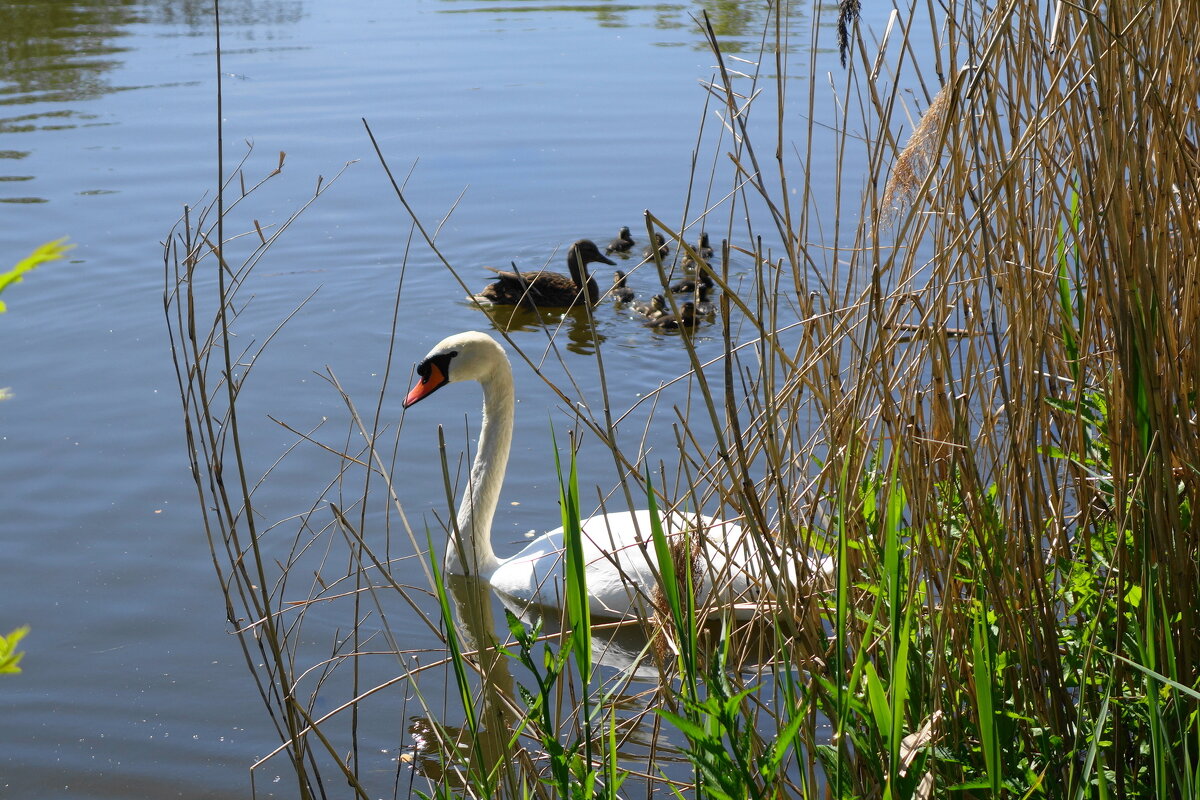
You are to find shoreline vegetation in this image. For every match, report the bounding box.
[165,1,1199,797]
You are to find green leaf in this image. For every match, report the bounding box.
[0,239,72,312]
[552,428,591,684]
[1110,651,1200,703]
[656,708,709,742]
[428,535,478,736]
[645,469,699,686]
[972,596,1001,794]
[0,626,29,674]
[863,661,892,738]
[760,701,806,777]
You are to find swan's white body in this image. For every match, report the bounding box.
[404,331,829,619]
[487,508,768,618]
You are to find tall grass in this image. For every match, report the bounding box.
[166,0,1200,797]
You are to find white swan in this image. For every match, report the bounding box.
[403,331,829,619]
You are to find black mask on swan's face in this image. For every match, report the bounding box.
[403,331,510,408]
[404,349,456,407]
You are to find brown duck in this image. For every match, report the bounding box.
[473,239,615,307]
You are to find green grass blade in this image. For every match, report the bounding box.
[552,428,591,685]
[0,238,72,312]
[972,597,1001,795]
[1071,683,1112,800]
[645,468,698,686]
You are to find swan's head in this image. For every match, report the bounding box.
[403,331,509,408]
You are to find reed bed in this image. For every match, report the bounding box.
[165,0,1200,797]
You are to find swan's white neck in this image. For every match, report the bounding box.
[447,357,514,578]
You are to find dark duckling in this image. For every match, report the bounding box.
[606,226,635,255]
[474,239,615,307]
[611,270,635,303]
[669,267,714,295]
[643,232,669,260]
[693,296,716,316]
[646,301,697,330]
[682,231,714,270]
[632,293,668,319]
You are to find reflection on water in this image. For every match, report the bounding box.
[434,0,809,53]
[406,571,819,791]
[0,1,138,201]
[0,2,137,102]
[137,0,306,30]
[0,0,305,202]
[497,586,665,678]
[407,572,689,789]
[473,302,606,355]
[416,575,522,793]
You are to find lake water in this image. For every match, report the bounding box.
[0,0,892,795]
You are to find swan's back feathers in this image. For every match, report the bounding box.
[488,509,828,619]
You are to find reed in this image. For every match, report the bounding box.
[165,0,1200,797]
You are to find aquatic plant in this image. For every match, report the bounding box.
[0,238,70,313]
[0,626,28,675]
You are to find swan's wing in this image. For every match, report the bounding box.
[491,511,663,619]
[489,533,567,610]
[489,509,831,621]
[693,518,835,611]
[577,510,663,618]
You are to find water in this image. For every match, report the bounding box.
[0,1,885,795]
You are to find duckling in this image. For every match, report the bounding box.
[669,267,714,295]
[646,301,697,330]
[632,293,668,319]
[473,239,614,308]
[643,232,669,260]
[682,231,714,270]
[606,226,635,255]
[611,270,635,303]
[693,294,717,316]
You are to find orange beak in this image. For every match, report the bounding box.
[404,361,447,408]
